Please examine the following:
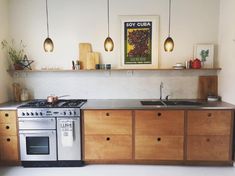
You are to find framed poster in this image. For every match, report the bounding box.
[120,15,159,69]
[194,44,214,68]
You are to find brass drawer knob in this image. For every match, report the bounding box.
[106,112,110,116]
[6,126,10,129]
[106,137,110,141]
[5,113,9,117]
[7,138,11,142]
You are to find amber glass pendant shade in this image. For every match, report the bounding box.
[164,36,174,52]
[104,37,114,52]
[43,37,54,52]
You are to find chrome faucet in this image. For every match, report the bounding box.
[160,82,163,100]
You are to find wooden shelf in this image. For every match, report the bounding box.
[7,68,222,73]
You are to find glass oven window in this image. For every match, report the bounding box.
[26,137,50,155]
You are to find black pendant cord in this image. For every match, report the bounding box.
[107,0,110,37]
[46,0,50,38]
[168,0,172,37]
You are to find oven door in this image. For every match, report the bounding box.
[19,130,57,161]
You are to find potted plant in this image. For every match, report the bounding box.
[1,39,26,70]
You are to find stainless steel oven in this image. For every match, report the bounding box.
[18,118,57,161]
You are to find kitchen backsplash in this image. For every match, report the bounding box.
[13,70,217,99]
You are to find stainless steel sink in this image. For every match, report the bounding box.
[140,100,203,107]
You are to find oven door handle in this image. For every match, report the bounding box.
[19,130,55,135]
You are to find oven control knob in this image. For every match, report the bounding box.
[64,112,66,115]
[40,112,43,116]
[26,112,29,116]
[22,112,25,116]
[31,112,34,116]
[35,112,38,116]
[74,111,76,115]
[69,111,72,115]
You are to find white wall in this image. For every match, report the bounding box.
[218,0,235,104]
[8,0,220,99]
[0,0,12,103]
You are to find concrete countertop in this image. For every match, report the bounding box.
[82,99,235,110]
[0,101,28,110]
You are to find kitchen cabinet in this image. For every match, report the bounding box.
[83,110,133,161]
[186,110,233,162]
[0,110,19,164]
[82,108,234,165]
[135,110,184,160]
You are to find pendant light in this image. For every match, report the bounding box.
[43,0,54,52]
[164,0,174,52]
[104,0,114,52]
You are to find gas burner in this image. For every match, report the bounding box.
[19,99,87,108]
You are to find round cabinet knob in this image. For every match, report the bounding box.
[106,137,110,141]
[106,112,110,116]
[7,138,11,142]
[157,112,162,117]
[208,113,212,117]
[6,126,10,129]
[157,137,161,142]
[5,113,9,117]
[206,138,210,142]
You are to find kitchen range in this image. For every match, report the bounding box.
[17,99,87,167]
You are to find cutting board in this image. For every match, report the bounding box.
[86,52,100,70]
[198,76,218,99]
[79,43,92,69]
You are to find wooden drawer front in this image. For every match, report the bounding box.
[135,110,184,136]
[84,110,132,135]
[84,135,132,160]
[0,136,19,161]
[187,110,232,135]
[0,111,16,124]
[0,123,17,136]
[135,136,184,160]
[187,135,230,161]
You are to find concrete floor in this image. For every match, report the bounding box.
[1,164,235,176]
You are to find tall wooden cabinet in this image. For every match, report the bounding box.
[0,110,20,165]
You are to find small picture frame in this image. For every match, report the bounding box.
[194,44,214,68]
[119,15,159,69]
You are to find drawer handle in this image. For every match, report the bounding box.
[157,112,162,117]
[106,113,110,116]
[106,137,110,141]
[6,126,10,129]
[206,138,210,142]
[157,137,161,142]
[207,113,212,117]
[5,113,9,117]
[7,138,11,142]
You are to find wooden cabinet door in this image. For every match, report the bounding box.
[84,135,132,160]
[187,110,232,135]
[84,110,132,135]
[187,135,230,161]
[135,110,184,136]
[135,136,184,160]
[0,111,16,124]
[0,123,17,136]
[0,136,19,161]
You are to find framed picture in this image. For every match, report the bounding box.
[194,44,214,68]
[120,15,159,69]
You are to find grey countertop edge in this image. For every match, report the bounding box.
[0,101,28,110]
[81,99,235,110]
